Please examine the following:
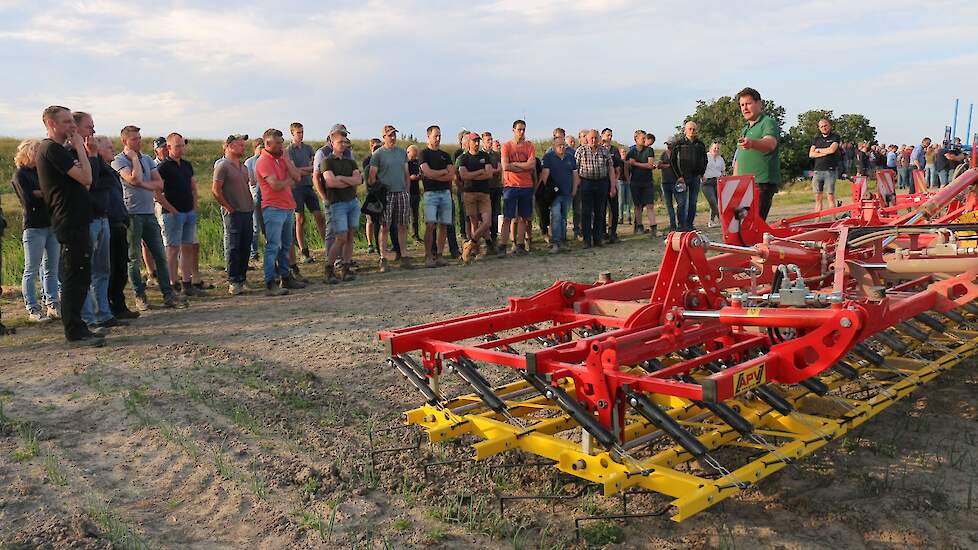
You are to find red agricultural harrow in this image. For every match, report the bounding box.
[379,165,978,522]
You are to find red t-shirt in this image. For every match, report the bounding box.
[255,150,296,210]
[502,140,536,188]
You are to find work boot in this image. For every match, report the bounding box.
[425,256,437,268]
[323,263,339,285]
[134,294,150,311]
[282,276,306,290]
[229,282,245,295]
[400,256,414,270]
[378,257,389,273]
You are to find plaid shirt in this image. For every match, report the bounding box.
[574,144,614,180]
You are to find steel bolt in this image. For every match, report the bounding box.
[597,399,608,409]
[840,318,852,328]
[665,312,675,321]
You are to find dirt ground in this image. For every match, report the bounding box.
[2,212,978,549]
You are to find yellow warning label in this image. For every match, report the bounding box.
[745,307,761,317]
[734,363,766,394]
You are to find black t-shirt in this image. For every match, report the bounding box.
[88,156,117,219]
[457,150,492,193]
[407,158,421,195]
[11,167,51,229]
[157,158,195,212]
[323,156,359,203]
[811,132,841,171]
[420,148,452,192]
[659,150,677,184]
[36,139,93,239]
[625,146,655,184]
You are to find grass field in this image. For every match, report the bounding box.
[0,136,849,290]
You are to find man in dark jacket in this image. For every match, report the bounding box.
[670,121,708,231]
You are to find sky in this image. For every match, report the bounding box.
[1,0,977,144]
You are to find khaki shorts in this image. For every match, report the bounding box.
[463,191,491,218]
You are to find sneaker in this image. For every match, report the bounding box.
[400,256,414,270]
[180,283,195,297]
[495,244,506,258]
[265,282,289,296]
[435,256,448,267]
[648,225,658,237]
[46,303,62,320]
[323,264,340,285]
[87,325,110,337]
[301,252,315,264]
[367,245,376,255]
[608,234,619,244]
[282,276,307,290]
[341,263,356,281]
[229,282,244,295]
[583,240,592,249]
[146,275,159,288]
[378,257,389,273]
[134,294,150,311]
[114,309,140,320]
[634,224,644,235]
[549,244,561,254]
[425,257,438,269]
[513,245,528,256]
[193,281,215,290]
[28,310,50,323]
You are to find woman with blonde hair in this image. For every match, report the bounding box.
[11,138,61,322]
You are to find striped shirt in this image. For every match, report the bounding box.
[574,144,614,180]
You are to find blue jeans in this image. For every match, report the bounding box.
[579,178,608,244]
[681,176,701,230]
[550,194,573,243]
[82,217,112,324]
[897,167,911,189]
[262,206,295,284]
[251,184,262,257]
[661,183,688,231]
[937,170,949,187]
[128,213,173,297]
[224,210,254,284]
[22,227,61,313]
[617,181,632,222]
[926,165,937,187]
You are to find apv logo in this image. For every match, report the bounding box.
[734,363,766,394]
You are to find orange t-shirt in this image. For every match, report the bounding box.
[255,150,297,210]
[502,140,536,188]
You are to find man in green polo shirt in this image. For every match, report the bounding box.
[733,87,781,220]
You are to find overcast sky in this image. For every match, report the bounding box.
[1,0,976,144]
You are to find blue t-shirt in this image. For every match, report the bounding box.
[542,149,577,196]
[886,151,897,169]
[911,144,926,168]
[111,152,157,214]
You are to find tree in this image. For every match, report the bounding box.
[833,114,876,145]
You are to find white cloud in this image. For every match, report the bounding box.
[0,0,976,141]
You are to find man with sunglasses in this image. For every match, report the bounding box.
[369,125,412,272]
[500,119,536,255]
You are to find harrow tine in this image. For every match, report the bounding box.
[833,361,861,380]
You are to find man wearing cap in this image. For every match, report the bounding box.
[213,134,254,295]
[321,134,361,283]
[420,125,455,268]
[369,124,412,272]
[312,123,355,261]
[255,128,307,295]
[152,136,168,166]
[286,122,320,266]
[456,131,495,263]
[500,119,537,255]
[112,125,185,310]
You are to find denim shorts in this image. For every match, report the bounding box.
[161,210,198,246]
[811,170,837,194]
[424,190,453,225]
[329,198,361,234]
[503,186,534,219]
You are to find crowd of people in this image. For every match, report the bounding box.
[0,87,787,344]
